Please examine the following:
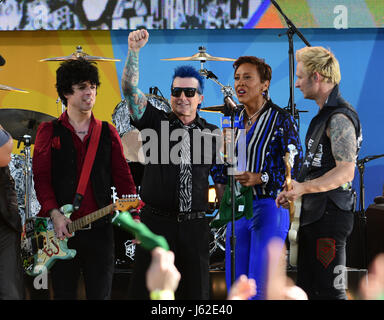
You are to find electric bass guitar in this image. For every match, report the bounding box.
[24,196,140,276]
[284,149,302,267]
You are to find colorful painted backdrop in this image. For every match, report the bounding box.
[0,0,383,30]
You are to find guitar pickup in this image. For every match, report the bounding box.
[31,234,45,252]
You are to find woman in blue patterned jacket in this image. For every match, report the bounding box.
[225,56,303,299]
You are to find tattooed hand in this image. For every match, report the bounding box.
[128,29,149,52]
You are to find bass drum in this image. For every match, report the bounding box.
[8,154,40,224]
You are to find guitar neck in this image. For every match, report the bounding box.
[68,204,114,233]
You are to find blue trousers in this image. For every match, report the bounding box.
[225,198,289,300]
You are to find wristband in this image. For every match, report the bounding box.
[375,292,384,300]
[150,290,175,300]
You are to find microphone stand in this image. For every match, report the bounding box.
[18,135,32,222]
[270,0,310,128]
[200,67,241,285]
[356,154,384,269]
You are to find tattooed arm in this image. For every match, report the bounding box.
[121,29,149,122]
[277,113,357,205]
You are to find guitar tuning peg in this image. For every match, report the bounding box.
[111,186,118,203]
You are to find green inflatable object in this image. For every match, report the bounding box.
[112,211,169,251]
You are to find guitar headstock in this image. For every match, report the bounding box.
[114,195,140,212]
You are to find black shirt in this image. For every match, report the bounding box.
[131,102,225,213]
[303,84,362,181]
[300,85,362,226]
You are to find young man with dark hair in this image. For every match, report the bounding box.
[33,58,137,299]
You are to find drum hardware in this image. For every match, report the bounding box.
[18,135,33,220]
[271,0,310,129]
[39,45,120,62]
[209,225,226,271]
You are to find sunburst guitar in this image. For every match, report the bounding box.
[284,148,302,267]
[23,196,140,276]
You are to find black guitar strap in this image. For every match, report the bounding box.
[298,106,347,183]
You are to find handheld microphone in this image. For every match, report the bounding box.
[0,55,5,66]
[224,95,238,109]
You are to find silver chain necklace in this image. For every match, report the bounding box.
[244,100,267,126]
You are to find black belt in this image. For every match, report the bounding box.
[146,205,206,222]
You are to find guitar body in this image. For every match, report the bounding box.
[283,149,302,267]
[26,205,76,277]
[288,197,302,267]
[24,197,140,276]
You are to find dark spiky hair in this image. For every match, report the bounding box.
[56,58,100,106]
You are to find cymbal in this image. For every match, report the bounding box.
[40,45,120,62]
[0,84,29,93]
[0,108,55,144]
[161,46,235,62]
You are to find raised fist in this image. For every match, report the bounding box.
[128,29,149,52]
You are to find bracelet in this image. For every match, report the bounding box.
[150,290,175,300]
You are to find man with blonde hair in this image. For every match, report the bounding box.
[276,46,362,299]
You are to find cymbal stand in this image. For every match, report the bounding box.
[271,0,310,130]
[356,154,384,269]
[200,66,242,285]
[19,135,33,221]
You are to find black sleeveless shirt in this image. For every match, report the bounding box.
[51,120,113,210]
[300,85,362,226]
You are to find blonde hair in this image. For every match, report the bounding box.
[296,46,341,84]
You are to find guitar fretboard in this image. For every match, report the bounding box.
[67,204,114,233]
